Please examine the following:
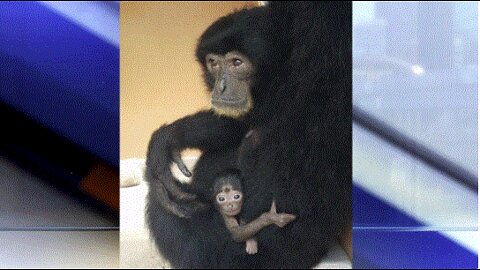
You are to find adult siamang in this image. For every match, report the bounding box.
[145,2,352,268]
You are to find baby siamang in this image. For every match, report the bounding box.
[212,169,296,255]
[145,2,352,268]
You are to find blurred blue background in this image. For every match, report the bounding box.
[0,2,119,228]
[0,2,119,267]
[353,2,478,268]
[0,1,119,166]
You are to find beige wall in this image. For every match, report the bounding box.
[121,2,258,159]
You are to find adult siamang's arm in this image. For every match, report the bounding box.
[145,110,247,218]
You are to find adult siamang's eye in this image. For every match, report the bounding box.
[208,58,218,67]
[234,194,241,200]
[233,58,242,66]
[218,196,225,202]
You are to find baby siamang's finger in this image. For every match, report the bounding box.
[273,214,297,227]
[281,214,296,222]
[283,216,296,223]
[282,214,296,220]
[269,200,277,214]
[172,149,192,177]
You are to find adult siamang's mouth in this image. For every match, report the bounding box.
[211,95,252,118]
[212,97,247,108]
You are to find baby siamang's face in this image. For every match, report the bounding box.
[205,51,254,118]
[215,184,243,217]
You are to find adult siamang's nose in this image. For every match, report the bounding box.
[219,78,226,94]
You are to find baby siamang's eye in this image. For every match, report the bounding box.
[218,196,225,202]
[233,58,242,66]
[233,194,241,200]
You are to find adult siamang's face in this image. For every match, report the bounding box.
[205,51,254,118]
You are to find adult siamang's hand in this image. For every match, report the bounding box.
[145,111,247,218]
[145,125,198,218]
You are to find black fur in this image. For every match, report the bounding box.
[145,2,352,268]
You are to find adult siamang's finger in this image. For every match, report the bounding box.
[152,181,192,218]
[190,201,209,212]
[172,150,192,177]
[162,173,197,201]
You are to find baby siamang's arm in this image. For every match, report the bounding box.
[224,201,296,242]
[224,215,269,242]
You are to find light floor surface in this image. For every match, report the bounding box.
[0,156,118,268]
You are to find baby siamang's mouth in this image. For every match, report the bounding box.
[225,208,241,216]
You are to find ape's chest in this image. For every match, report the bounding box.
[237,128,286,179]
[237,129,261,170]
[238,129,261,153]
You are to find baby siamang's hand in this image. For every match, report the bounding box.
[266,201,297,228]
